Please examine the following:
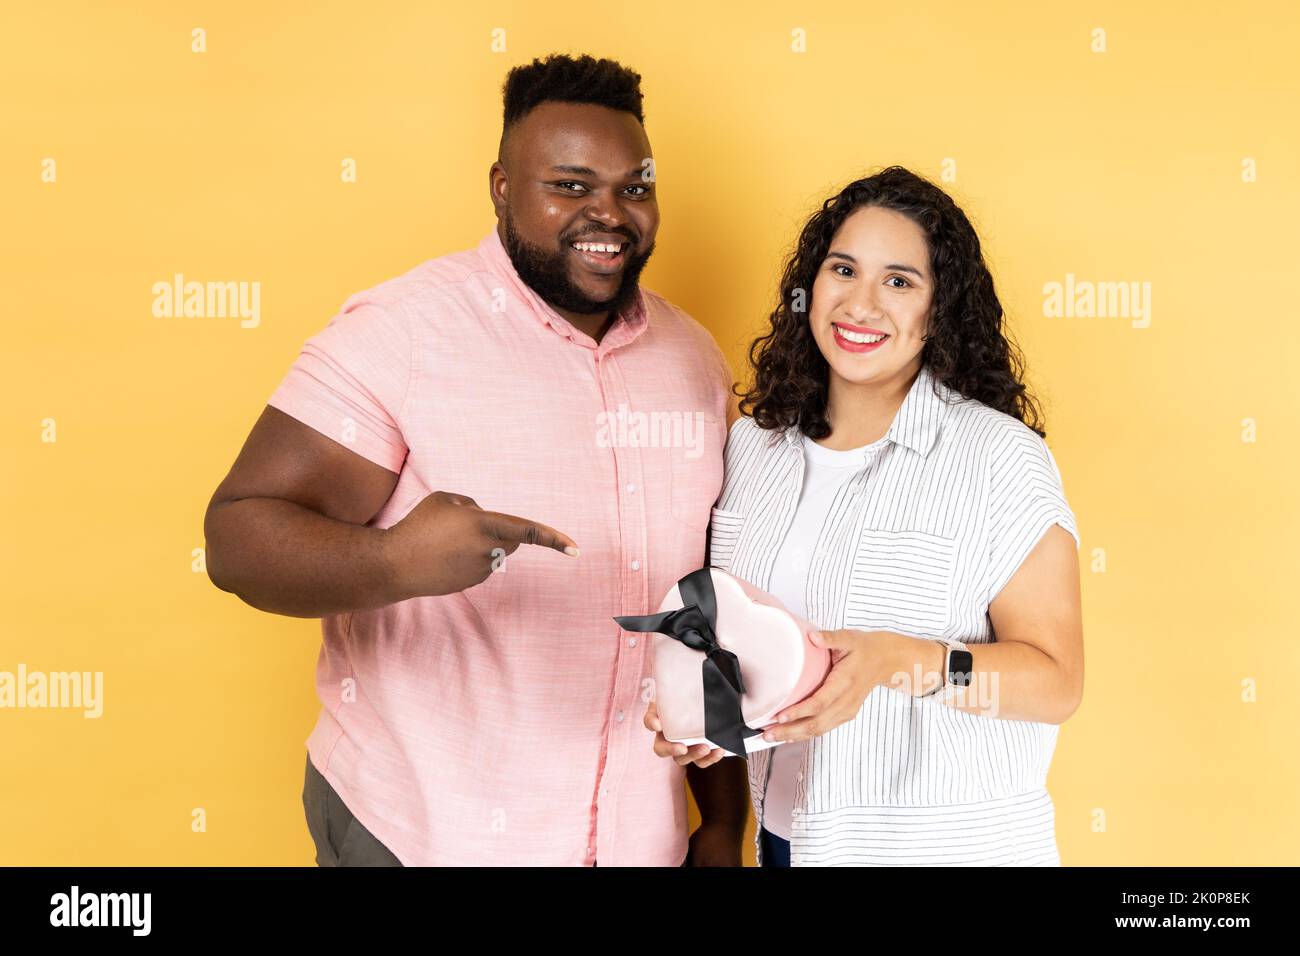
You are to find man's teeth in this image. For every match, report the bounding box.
[835,325,887,344]
[572,241,623,254]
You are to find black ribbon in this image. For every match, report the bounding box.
[614,568,763,758]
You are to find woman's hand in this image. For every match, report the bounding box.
[761,629,899,744]
[644,700,727,768]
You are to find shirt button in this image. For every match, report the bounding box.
[630,559,641,571]
[626,482,636,493]
[616,711,626,722]
[628,637,638,648]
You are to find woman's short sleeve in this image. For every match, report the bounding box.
[983,425,1080,605]
[265,300,414,474]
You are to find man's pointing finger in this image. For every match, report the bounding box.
[483,511,579,557]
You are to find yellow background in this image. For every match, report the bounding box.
[2,1,1297,865]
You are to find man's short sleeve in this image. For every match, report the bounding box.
[710,341,740,424]
[983,425,1080,605]
[266,301,414,474]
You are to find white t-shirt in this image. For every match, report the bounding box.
[762,432,884,840]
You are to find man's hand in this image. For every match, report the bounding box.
[644,700,727,768]
[382,491,579,600]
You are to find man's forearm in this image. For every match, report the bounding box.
[205,497,400,618]
[686,756,749,835]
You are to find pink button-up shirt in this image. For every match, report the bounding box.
[266,227,731,865]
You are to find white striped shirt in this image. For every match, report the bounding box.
[710,363,1080,866]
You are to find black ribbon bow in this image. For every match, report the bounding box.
[614,568,763,759]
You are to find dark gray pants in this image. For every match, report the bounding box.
[302,753,403,867]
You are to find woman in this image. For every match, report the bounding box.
[645,166,1083,866]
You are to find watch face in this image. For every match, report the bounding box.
[950,649,974,686]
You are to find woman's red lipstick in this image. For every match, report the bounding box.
[831,321,889,353]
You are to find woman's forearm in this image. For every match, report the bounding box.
[880,631,1081,724]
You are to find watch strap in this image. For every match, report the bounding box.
[922,637,969,699]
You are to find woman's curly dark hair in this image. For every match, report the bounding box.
[739,166,1046,439]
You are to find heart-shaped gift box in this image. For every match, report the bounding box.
[615,568,831,757]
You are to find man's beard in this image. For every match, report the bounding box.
[503,212,654,317]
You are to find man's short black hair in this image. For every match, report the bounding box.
[502,54,644,130]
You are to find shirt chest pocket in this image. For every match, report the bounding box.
[664,414,725,533]
[844,528,958,636]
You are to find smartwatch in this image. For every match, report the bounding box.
[924,638,972,697]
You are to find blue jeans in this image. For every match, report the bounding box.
[760,826,791,867]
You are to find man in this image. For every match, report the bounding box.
[203,53,747,866]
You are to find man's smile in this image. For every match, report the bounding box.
[568,234,632,274]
